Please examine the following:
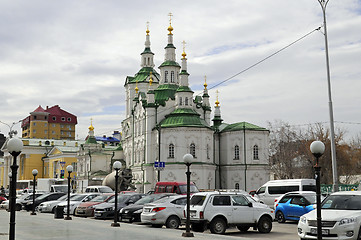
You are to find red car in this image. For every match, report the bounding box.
[75,194,114,217]
[0,195,6,204]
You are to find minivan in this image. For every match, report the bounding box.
[255,179,316,208]
[154,182,199,194]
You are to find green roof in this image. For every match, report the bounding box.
[220,122,268,132]
[160,108,210,128]
[141,47,154,55]
[154,84,178,106]
[159,61,181,68]
[165,44,176,49]
[85,136,98,144]
[126,67,160,84]
[176,86,193,93]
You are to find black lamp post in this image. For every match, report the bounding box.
[31,169,38,215]
[111,161,122,227]
[64,165,73,220]
[182,153,194,238]
[310,140,325,240]
[7,136,23,240]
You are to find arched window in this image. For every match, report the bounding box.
[190,143,196,158]
[234,145,240,160]
[253,145,259,160]
[169,144,174,158]
[235,183,240,190]
[179,97,182,106]
[185,97,188,105]
[171,71,175,83]
[165,71,168,82]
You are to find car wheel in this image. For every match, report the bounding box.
[166,216,180,229]
[257,216,272,233]
[191,223,205,232]
[357,227,361,240]
[237,226,250,232]
[276,211,286,223]
[209,218,227,234]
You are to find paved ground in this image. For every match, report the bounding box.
[0,210,299,240]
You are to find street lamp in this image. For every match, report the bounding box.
[182,153,194,238]
[111,161,122,227]
[64,165,73,220]
[310,140,325,240]
[31,169,38,215]
[7,136,23,240]
[317,0,338,193]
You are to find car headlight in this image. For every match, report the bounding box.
[87,206,94,209]
[300,216,307,224]
[339,218,356,226]
[105,207,114,211]
[134,209,143,214]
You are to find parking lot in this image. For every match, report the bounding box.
[0,209,300,240]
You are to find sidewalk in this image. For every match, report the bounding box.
[0,210,254,240]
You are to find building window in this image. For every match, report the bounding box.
[33,122,36,126]
[44,130,47,134]
[61,131,64,135]
[179,97,182,106]
[235,183,240,190]
[61,125,64,128]
[171,71,174,83]
[44,123,47,127]
[61,117,65,121]
[253,145,259,160]
[45,116,47,120]
[52,117,56,121]
[206,144,210,159]
[165,71,168,83]
[33,130,36,133]
[168,144,174,158]
[67,117,71,121]
[190,143,196,158]
[234,145,240,160]
[185,97,188,105]
[52,131,55,134]
[33,116,37,120]
[52,124,56,127]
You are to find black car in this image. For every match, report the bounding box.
[94,193,145,219]
[22,192,66,211]
[119,193,175,222]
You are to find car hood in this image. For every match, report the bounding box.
[57,201,81,206]
[304,209,361,220]
[78,202,102,208]
[95,202,114,208]
[253,202,271,209]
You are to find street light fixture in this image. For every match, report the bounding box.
[310,140,325,240]
[64,165,73,220]
[182,153,194,238]
[111,161,122,227]
[31,169,38,215]
[7,136,23,240]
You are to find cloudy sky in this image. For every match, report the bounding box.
[0,0,360,141]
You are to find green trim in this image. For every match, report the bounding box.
[159,61,181,68]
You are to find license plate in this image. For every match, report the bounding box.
[190,212,196,217]
[311,228,329,235]
[77,210,85,213]
[94,213,101,217]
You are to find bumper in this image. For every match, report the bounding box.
[120,212,141,222]
[141,213,164,225]
[298,222,359,240]
[94,210,114,219]
[75,208,94,217]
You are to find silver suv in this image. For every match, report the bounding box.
[188,191,275,234]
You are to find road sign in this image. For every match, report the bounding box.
[154,161,165,170]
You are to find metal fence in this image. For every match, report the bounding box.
[321,184,358,194]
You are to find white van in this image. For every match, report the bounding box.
[85,186,113,193]
[255,179,316,208]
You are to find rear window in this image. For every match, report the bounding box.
[178,185,199,194]
[213,196,231,206]
[268,186,299,194]
[302,185,316,192]
[190,195,206,206]
[279,196,292,203]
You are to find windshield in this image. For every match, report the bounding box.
[53,185,68,192]
[91,195,113,203]
[322,195,361,210]
[57,195,68,201]
[108,195,129,203]
[178,185,199,194]
[36,194,51,200]
[69,195,86,201]
[99,188,113,193]
[134,195,164,205]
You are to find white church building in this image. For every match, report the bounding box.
[121,20,270,193]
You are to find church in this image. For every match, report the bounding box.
[121,18,270,193]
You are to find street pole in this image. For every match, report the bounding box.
[317,0,338,192]
[31,169,38,215]
[64,165,73,220]
[111,161,122,227]
[182,154,194,238]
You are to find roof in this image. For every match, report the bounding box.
[219,122,268,133]
[154,84,178,106]
[46,105,77,124]
[95,136,120,143]
[159,60,181,68]
[159,108,211,129]
[126,67,160,84]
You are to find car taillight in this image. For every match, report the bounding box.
[183,210,186,217]
[199,211,204,219]
[276,204,278,207]
[152,207,166,212]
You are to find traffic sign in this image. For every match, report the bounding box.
[154,161,165,170]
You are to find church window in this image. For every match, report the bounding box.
[179,97,182,106]
[253,145,259,160]
[234,145,240,160]
[168,144,174,158]
[190,143,196,158]
[206,144,210,159]
[171,71,175,83]
[165,71,168,83]
[235,183,240,190]
[185,97,188,105]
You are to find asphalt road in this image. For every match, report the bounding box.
[0,210,300,240]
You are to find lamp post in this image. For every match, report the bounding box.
[182,153,194,238]
[7,136,23,240]
[64,165,73,220]
[31,169,38,215]
[317,0,338,193]
[310,140,325,240]
[111,161,122,227]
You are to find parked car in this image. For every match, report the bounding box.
[94,193,145,219]
[75,194,114,217]
[84,186,114,193]
[0,195,6,204]
[188,191,275,234]
[154,182,199,194]
[298,191,361,240]
[119,193,175,222]
[57,193,100,215]
[275,191,316,223]
[22,192,66,211]
[2,193,43,211]
[37,194,72,213]
[141,195,187,228]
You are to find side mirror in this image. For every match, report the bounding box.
[248,202,253,207]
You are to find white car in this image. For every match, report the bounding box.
[57,193,100,215]
[37,194,73,213]
[298,191,361,240]
[141,195,187,228]
[188,191,275,234]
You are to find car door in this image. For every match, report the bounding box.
[231,195,254,224]
[211,196,232,222]
[288,196,309,218]
[172,197,187,217]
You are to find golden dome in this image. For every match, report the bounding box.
[168,25,173,34]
